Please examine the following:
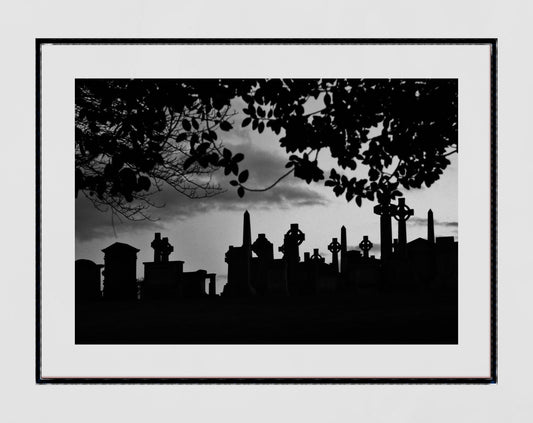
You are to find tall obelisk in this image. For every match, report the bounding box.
[243,210,251,250]
[242,210,255,295]
[340,225,347,275]
[427,209,435,244]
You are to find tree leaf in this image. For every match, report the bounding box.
[369,168,379,181]
[346,190,354,202]
[238,170,249,183]
[220,120,232,131]
[237,186,245,198]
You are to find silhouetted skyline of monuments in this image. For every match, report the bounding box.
[75,197,458,303]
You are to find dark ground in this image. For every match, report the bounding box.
[75,288,458,344]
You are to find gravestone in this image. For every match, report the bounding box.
[101,242,140,300]
[280,224,305,296]
[392,198,414,257]
[280,224,305,262]
[223,246,252,297]
[207,273,217,296]
[252,233,274,295]
[181,269,209,298]
[160,237,174,262]
[151,232,164,262]
[75,259,103,302]
[252,233,274,261]
[308,249,338,294]
[223,211,256,297]
[359,235,373,259]
[310,248,324,263]
[328,237,342,273]
[144,233,184,299]
[374,199,395,260]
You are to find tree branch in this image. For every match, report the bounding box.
[241,168,294,192]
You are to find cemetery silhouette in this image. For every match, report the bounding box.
[76,202,457,301]
[75,198,458,344]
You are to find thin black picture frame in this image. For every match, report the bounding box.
[36,38,497,384]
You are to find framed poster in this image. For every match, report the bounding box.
[36,39,496,383]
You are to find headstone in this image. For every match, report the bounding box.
[75,259,103,302]
[252,233,274,261]
[310,248,324,263]
[160,237,174,262]
[101,242,140,300]
[328,237,342,273]
[181,270,209,298]
[144,233,185,299]
[281,224,305,262]
[223,245,255,297]
[143,259,184,299]
[252,233,275,295]
[281,223,305,295]
[207,273,217,296]
[340,225,347,275]
[151,232,164,262]
[359,235,373,259]
[392,198,414,257]
[373,199,395,260]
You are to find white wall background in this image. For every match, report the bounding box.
[0,0,531,422]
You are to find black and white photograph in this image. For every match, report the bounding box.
[36,41,495,382]
[7,0,533,420]
[75,78,459,345]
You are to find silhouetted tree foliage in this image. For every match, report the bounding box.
[76,79,457,218]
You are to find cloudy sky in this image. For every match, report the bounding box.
[76,99,458,293]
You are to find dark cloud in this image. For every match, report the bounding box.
[408,216,458,228]
[408,216,426,226]
[75,196,166,241]
[76,142,326,242]
[223,136,288,185]
[437,221,459,228]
